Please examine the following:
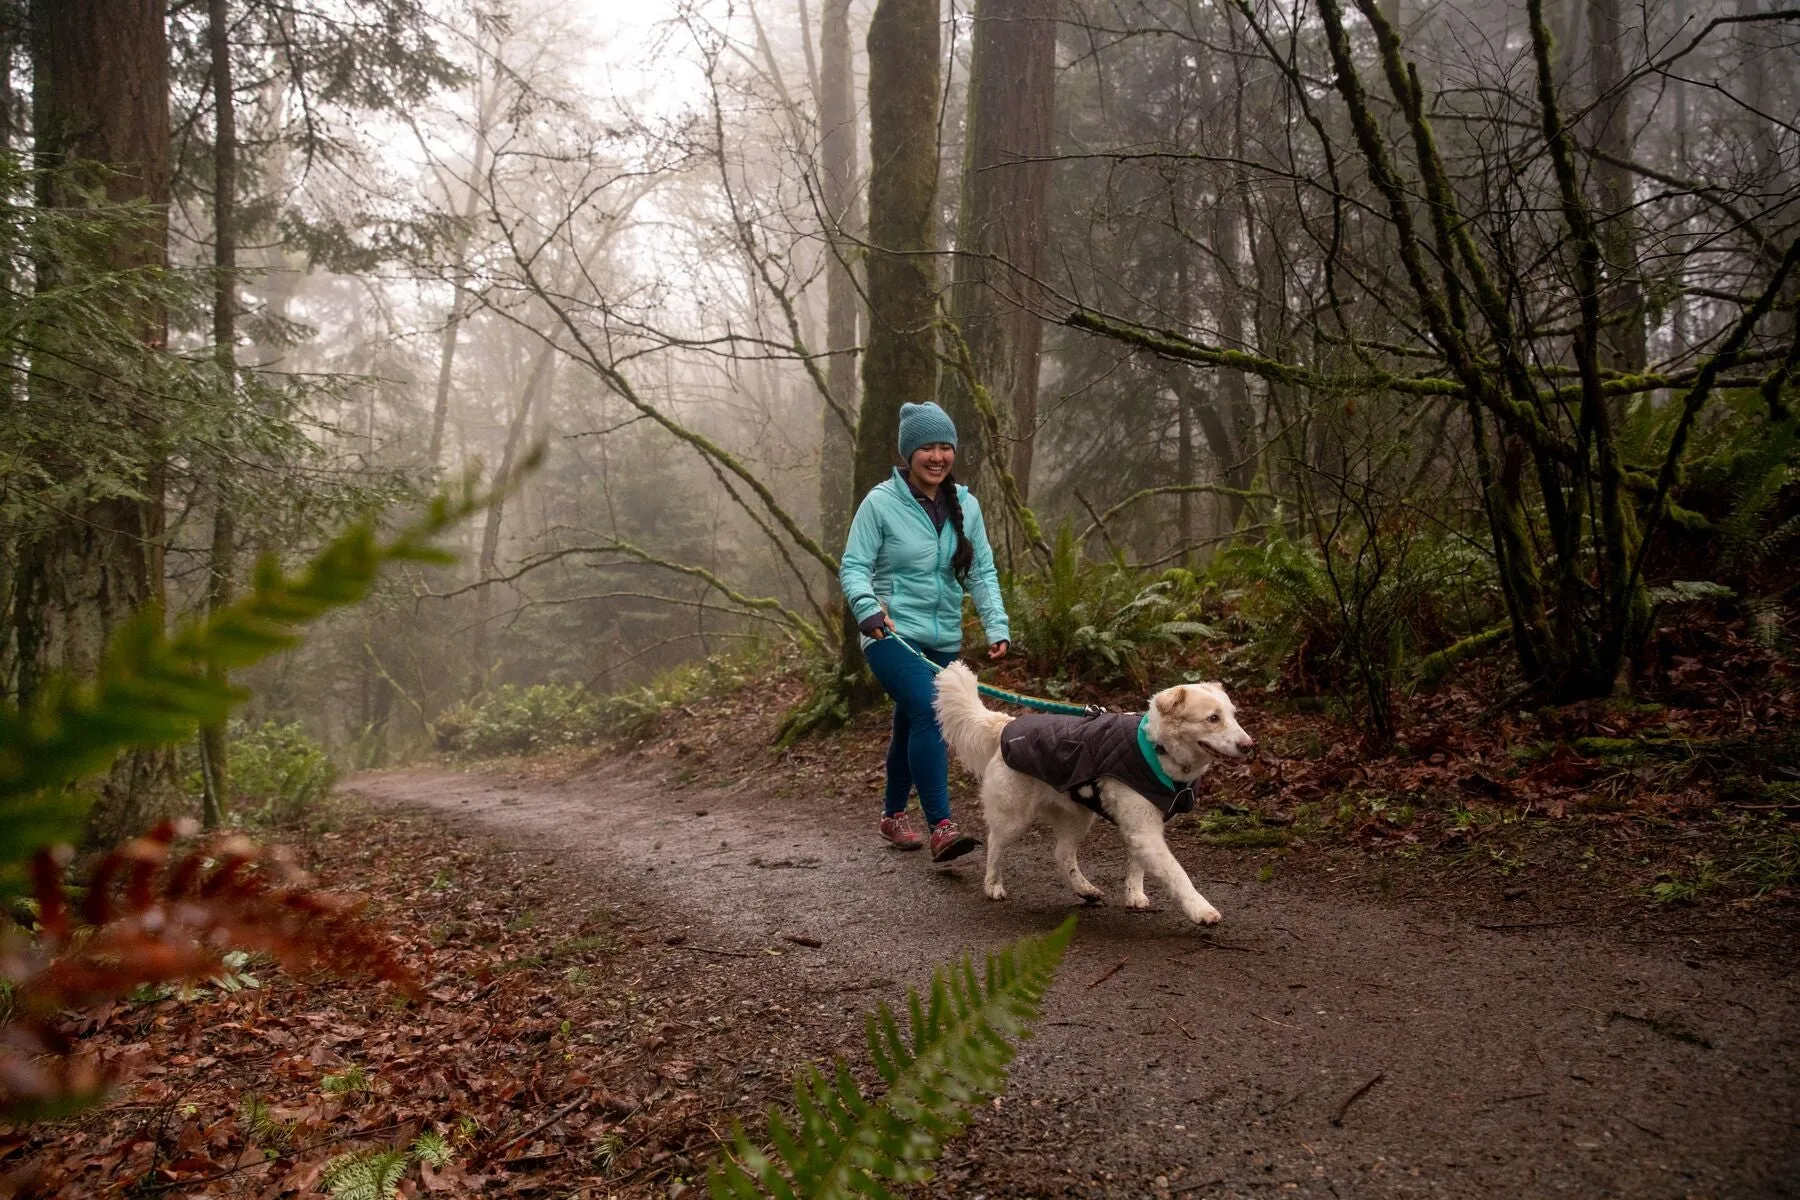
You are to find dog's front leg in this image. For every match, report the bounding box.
[1123,855,1150,910]
[1104,784,1222,925]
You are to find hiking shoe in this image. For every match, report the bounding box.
[879,812,924,850]
[929,819,979,863]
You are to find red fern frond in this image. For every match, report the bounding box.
[2,824,422,1120]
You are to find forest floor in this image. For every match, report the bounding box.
[12,666,1800,1198]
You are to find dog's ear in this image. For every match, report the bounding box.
[1155,686,1189,715]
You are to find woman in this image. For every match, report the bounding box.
[840,401,1010,862]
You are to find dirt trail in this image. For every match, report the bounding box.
[348,766,1799,1199]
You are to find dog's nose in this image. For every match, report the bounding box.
[1237,737,1256,756]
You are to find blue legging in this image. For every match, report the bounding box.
[863,637,959,826]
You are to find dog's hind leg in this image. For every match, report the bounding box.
[1046,803,1102,902]
[1103,784,1222,925]
[979,771,1036,902]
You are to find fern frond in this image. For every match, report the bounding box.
[711,916,1074,1199]
[321,1148,412,1200]
[411,1130,454,1168]
[239,1094,291,1147]
[0,461,528,879]
[3,823,419,1118]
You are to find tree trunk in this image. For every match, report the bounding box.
[1175,378,1195,564]
[199,0,236,829]
[1170,237,1250,533]
[937,0,1055,501]
[472,341,555,680]
[26,0,179,846]
[427,74,500,470]
[1588,0,1645,377]
[819,0,861,557]
[839,0,939,701]
[860,0,939,486]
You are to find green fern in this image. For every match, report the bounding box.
[321,1065,374,1096]
[411,1130,454,1169]
[238,1094,290,1148]
[320,1148,412,1200]
[0,461,526,881]
[709,915,1074,1199]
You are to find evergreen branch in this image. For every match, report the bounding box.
[0,459,531,875]
[710,916,1075,1198]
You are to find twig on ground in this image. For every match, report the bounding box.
[779,932,823,948]
[480,1097,586,1165]
[1331,1072,1385,1127]
[1087,957,1130,988]
[1490,1090,1549,1105]
[1251,1012,1296,1028]
[660,944,759,958]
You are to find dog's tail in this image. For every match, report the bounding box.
[933,660,1009,773]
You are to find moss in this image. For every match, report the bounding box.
[1194,811,1292,848]
[1507,741,1556,764]
[1197,827,1293,849]
[1761,780,1800,804]
[1571,736,1645,758]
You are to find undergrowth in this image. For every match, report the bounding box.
[438,649,772,758]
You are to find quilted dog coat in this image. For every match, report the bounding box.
[998,711,1197,822]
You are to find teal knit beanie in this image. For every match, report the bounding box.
[897,401,958,462]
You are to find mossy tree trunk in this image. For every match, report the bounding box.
[26,0,181,845]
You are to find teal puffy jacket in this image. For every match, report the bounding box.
[839,469,1010,653]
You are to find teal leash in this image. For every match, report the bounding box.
[884,630,1092,716]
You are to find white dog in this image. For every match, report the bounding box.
[933,662,1254,925]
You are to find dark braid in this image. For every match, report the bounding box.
[944,472,974,584]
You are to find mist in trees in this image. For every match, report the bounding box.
[2,0,1795,826]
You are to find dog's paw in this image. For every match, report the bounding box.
[1124,892,1152,910]
[1079,890,1105,906]
[1185,902,1223,925]
[984,882,1008,901]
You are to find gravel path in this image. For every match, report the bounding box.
[348,765,1799,1199]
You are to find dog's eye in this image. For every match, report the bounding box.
[1207,713,1220,723]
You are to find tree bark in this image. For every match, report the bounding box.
[26,0,179,845]
[859,0,939,488]
[427,73,500,470]
[472,341,556,679]
[819,0,861,557]
[937,0,1055,501]
[840,0,939,699]
[1588,0,1645,376]
[199,0,236,829]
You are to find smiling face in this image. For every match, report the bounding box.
[908,442,955,491]
[1146,681,1255,778]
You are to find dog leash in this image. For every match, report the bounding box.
[882,629,1093,716]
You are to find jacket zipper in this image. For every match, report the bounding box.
[894,474,952,649]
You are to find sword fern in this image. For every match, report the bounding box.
[709,915,1075,1199]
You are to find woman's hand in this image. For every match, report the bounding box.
[859,612,895,640]
[988,640,1009,660]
